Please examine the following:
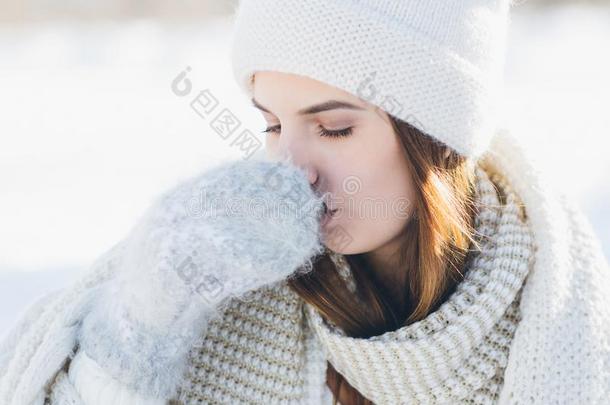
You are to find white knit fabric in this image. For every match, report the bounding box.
[1,130,609,404]
[230,0,511,158]
[154,197,532,405]
[305,162,534,403]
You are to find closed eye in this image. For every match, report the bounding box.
[261,125,353,139]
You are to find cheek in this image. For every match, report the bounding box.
[351,176,414,239]
[325,130,415,253]
[352,127,414,218]
[325,168,415,253]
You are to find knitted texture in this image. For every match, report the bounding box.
[172,281,316,404]
[0,238,125,405]
[73,156,326,401]
[2,130,610,405]
[489,134,610,404]
[162,152,534,404]
[230,0,511,158]
[305,163,534,404]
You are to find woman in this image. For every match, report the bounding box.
[2,0,609,404]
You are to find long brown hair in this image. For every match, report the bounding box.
[287,114,481,404]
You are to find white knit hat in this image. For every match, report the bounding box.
[230,0,512,159]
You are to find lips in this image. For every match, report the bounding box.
[321,202,338,228]
[322,201,338,216]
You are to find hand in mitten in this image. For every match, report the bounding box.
[73,157,327,402]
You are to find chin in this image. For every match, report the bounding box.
[322,231,366,255]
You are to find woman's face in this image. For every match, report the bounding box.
[252,71,416,258]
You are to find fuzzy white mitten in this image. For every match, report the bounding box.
[74,157,326,401]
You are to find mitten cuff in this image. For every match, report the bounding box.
[69,350,166,405]
[76,285,203,400]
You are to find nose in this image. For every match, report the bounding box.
[275,129,320,191]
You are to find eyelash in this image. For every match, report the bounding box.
[261,125,353,139]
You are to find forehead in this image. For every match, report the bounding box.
[253,71,368,109]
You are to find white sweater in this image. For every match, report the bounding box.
[1,129,609,404]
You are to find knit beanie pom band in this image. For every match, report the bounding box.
[230,0,512,159]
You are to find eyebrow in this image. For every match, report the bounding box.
[251,98,366,115]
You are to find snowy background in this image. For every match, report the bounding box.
[1,3,609,334]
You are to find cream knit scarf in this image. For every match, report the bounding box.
[171,158,535,404]
[4,131,608,405]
